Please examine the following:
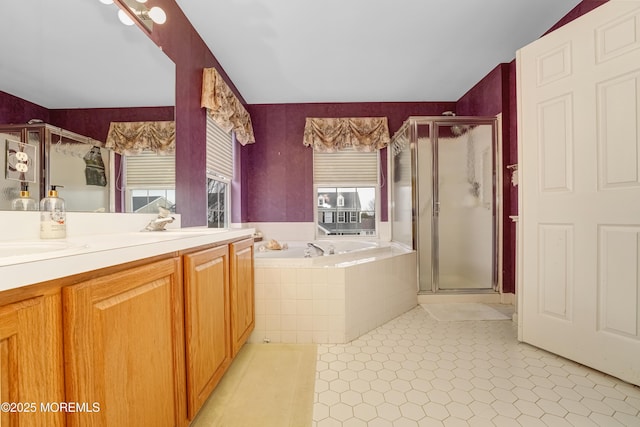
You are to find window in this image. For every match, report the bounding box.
[313,148,379,237]
[206,115,233,228]
[130,189,176,213]
[207,178,227,228]
[123,151,175,213]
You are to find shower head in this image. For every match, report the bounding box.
[451,125,467,136]
[442,112,468,136]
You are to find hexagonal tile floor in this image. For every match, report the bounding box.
[313,305,640,426]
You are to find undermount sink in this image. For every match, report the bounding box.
[0,240,82,257]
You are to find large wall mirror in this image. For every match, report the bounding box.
[0,0,175,213]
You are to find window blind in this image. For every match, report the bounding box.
[313,148,378,184]
[206,114,233,180]
[125,152,175,187]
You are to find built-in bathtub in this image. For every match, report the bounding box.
[250,240,417,344]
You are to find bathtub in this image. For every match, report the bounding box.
[254,240,390,266]
[250,240,418,344]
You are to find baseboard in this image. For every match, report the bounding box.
[500,292,515,305]
[417,293,502,304]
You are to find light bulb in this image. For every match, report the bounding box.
[148,6,166,24]
[135,0,148,3]
[117,9,135,26]
[99,0,114,4]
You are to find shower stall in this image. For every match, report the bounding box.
[390,116,499,293]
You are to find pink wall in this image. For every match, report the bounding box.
[0,92,174,213]
[0,92,174,143]
[457,63,517,293]
[49,107,174,143]
[453,0,609,293]
[0,91,50,124]
[242,102,456,223]
[544,0,609,35]
[146,0,247,226]
[51,107,174,212]
[2,0,607,293]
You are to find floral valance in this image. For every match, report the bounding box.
[302,117,390,152]
[105,121,175,155]
[201,67,255,145]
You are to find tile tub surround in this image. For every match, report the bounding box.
[239,221,392,244]
[250,244,417,344]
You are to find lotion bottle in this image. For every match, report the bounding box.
[40,185,66,239]
[11,182,38,211]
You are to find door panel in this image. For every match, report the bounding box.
[63,258,186,426]
[183,245,230,419]
[230,238,255,357]
[437,123,495,290]
[415,123,433,292]
[518,0,640,386]
[415,120,497,292]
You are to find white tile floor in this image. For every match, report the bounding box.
[312,305,640,427]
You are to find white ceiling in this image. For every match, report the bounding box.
[0,0,175,109]
[0,1,583,109]
[176,0,583,104]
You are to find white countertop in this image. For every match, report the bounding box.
[0,227,254,292]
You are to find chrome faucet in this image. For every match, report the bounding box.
[142,207,175,231]
[307,242,325,256]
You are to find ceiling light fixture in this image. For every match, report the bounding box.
[117,9,135,26]
[104,0,166,32]
[146,7,167,24]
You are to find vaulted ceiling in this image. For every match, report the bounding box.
[175,0,583,104]
[0,1,583,109]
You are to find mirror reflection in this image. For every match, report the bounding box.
[0,0,175,213]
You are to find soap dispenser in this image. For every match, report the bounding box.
[11,182,38,211]
[40,185,66,239]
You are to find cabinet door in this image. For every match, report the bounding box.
[183,245,230,419]
[63,258,186,427]
[230,238,255,357]
[0,295,65,427]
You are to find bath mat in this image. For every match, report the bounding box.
[421,303,510,321]
[191,343,317,427]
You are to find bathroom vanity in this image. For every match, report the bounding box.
[0,221,254,426]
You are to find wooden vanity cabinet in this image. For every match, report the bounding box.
[0,291,65,427]
[182,238,255,419]
[62,257,187,427]
[182,245,231,419]
[230,238,255,357]
[0,235,254,426]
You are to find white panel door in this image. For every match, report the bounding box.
[517,0,640,386]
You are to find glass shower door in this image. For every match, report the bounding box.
[435,122,495,290]
[415,123,433,293]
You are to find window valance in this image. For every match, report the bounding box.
[303,117,390,152]
[105,121,175,155]
[201,67,255,146]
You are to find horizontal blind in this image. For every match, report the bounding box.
[313,148,378,184]
[206,114,233,180]
[125,152,175,187]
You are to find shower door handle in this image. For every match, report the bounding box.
[433,201,440,216]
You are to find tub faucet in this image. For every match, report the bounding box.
[307,242,325,256]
